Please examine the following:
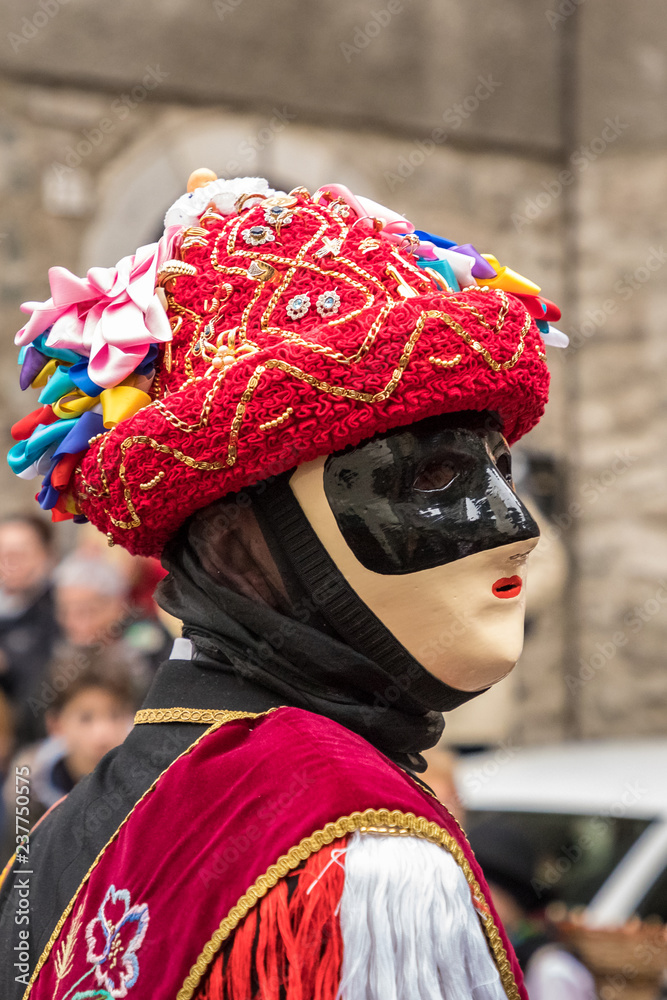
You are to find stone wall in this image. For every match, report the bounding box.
[0,0,664,743]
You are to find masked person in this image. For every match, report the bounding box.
[0,173,564,1000]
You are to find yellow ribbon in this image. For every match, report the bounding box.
[62,493,79,514]
[477,255,541,296]
[30,358,58,389]
[100,386,152,429]
[52,390,101,419]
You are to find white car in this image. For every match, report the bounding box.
[456,739,667,927]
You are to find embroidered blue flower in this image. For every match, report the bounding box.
[85,885,149,998]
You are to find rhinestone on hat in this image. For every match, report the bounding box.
[286,293,311,320]
[264,204,294,229]
[316,290,341,317]
[242,225,276,247]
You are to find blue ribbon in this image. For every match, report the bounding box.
[416,257,460,292]
[38,367,77,405]
[414,229,457,250]
[133,343,158,377]
[68,359,104,398]
[7,419,79,475]
[37,479,61,510]
[33,331,84,366]
[52,411,105,460]
[36,410,105,507]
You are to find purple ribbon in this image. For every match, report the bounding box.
[450,244,497,280]
[20,347,49,391]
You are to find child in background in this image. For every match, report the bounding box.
[1,651,137,863]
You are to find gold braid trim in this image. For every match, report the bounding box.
[110,435,225,530]
[21,714,253,1000]
[134,707,262,726]
[440,306,531,372]
[224,309,438,467]
[177,808,520,1000]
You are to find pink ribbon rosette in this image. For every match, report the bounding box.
[16,225,182,389]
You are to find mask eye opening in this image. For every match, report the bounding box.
[494,450,513,486]
[413,460,460,493]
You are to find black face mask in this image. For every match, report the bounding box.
[157,410,538,772]
[323,411,540,575]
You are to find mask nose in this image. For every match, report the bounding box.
[483,462,540,546]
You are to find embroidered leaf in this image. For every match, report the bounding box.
[71,992,113,999]
[54,904,84,981]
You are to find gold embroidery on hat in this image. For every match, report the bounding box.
[429,354,463,369]
[97,199,533,533]
[454,287,511,335]
[224,310,437,467]
[139,470,166,490]
[109,436,225,530]
[442,307,530,372]
[259,406,294,432]
[214,204,391,362]
[180,226,210,252]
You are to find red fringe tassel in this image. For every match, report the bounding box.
[196,837,347,1000]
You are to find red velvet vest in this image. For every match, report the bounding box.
[21,707,526,1000]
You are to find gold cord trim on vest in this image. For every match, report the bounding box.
[177,808,520,1000]
[134,707,262,726]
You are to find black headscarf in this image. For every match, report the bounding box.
[157,472,483,771]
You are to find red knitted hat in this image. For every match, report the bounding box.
[10,177,557,557]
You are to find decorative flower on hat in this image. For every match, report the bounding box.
[16,226,182,389]
[85,884,149,998]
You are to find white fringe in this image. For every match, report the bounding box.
[338,832,507,1000]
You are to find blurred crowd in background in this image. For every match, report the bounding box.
[0,511,174,861]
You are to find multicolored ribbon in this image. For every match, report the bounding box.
[9,227,180,521]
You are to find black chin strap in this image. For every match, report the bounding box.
[251,472,487,715]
